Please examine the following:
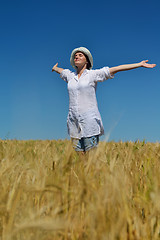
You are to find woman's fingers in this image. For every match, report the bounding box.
[141,60,156,68]
[52,63,58,72]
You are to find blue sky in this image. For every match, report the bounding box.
[0,0,159,142]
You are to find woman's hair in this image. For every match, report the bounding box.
[84,54,91,70]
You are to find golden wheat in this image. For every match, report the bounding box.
[0,139,160,240]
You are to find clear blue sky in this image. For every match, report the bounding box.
[0,0,159,142]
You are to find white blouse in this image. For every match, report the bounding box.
[60,67,114,139]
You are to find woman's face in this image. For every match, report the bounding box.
[74,52,88,68]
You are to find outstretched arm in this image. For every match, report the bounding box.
[52,63,64,74]
[109,60,156,75]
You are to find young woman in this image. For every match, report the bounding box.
[52,47,156,152]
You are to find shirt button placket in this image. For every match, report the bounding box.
[77,78,82,137]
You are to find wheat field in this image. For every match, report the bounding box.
[0,139,160,240]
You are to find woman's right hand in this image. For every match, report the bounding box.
[51,63,64,74]
[52,63,58,72]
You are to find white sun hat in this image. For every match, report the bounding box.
[70,47,93,70]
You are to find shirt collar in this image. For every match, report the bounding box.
[74,69,89,78]
[83,69,89,75]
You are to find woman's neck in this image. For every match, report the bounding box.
[77,65,87,77]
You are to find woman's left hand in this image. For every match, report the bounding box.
[140,60,156,68]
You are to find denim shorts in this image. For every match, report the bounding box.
[72,135,99,152]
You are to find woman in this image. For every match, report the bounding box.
[52,47,156,152]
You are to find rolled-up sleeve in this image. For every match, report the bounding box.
[93,67,114,82]
[60,69,72,83]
